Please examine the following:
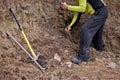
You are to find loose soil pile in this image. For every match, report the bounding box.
[0,0,120,80]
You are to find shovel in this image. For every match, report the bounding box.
[61,0,73,42]
[65,26,73,42]
[9,8,40,60]
[6,31,47,71]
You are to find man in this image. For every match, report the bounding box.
[61,0,108,64]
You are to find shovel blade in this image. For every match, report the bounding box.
[65,30,74,42]
[34,52,41,61]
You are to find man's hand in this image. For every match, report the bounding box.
[65,26,71,32]
[65,26,73,42]
[61,2,68,10]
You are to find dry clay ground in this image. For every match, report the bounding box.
[0,0,120,80]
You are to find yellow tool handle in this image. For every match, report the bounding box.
[21,31,36,57]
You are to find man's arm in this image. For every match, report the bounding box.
[68,0,87,12]
[69,12,79,27]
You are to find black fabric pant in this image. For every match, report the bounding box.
[78,6,108,60]
[92,22,105,51]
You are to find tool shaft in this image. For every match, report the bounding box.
[21,31,36,57]
[61,0,67,26]
[7,31,46,71]
[9,8,36,57]
[9,8,22,31]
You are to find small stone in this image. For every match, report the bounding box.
[118,61,120,64]
[66,62,72,68]
[51,75,59,80]
[102,58,106,61]
[95,58,103,62]
[51,36,56,40]
[64,50,69,54]
[107,58,112,61]
[82,62,87,65]
[107,62,116,69]
[44,33,50,37]
[54,54,61,62]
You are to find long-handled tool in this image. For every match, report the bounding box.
[61,0,73,42]
[61,0,68,26]
[6,31,46,71]
[9,8,40,60]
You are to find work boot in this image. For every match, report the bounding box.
[71,56,82,64]
[81,57,90,62]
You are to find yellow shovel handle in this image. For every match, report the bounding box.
[21,31,36,57]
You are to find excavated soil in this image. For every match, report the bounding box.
[0,0,120,80]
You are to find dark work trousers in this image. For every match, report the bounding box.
[78,6,108,60]
[92,22,105,51]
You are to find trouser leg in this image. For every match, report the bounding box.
[78,26,91,60]
[92,23,105,51]
[71,7,108,64]
[78,15,107,60]
[72,7,108,63]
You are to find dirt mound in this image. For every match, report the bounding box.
[0,0,120,80]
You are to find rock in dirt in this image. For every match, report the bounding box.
[95,58,103,62]
[54,54,61,62]
[118,61,120,64]
[102,58,106,61]
[107,62,116,69]
[51,75,59,80]
[66,62,72,68]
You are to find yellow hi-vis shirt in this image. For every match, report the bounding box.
[68,0,95,27]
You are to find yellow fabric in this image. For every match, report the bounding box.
[86,3,95,15]
[68,0,87,12]
[68,0,95,27]
[69,12,79,27]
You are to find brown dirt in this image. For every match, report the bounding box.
[0,0,120,80]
